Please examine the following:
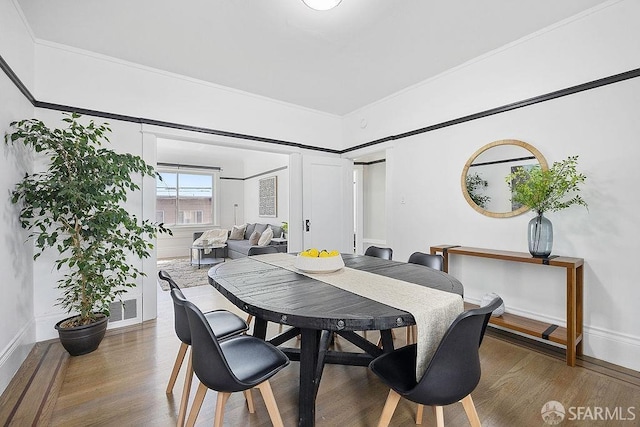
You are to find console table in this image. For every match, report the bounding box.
[430,245,583,366]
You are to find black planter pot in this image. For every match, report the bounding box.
[54,313,109,356]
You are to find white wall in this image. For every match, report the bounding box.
[33,42,343,151]
[344,0,639,147]
[220,179,245,230]
[343,0,640,371]
[244,168,290,231]
[0,0,34,91]
[363,162,386,243]
[0,0,36,396]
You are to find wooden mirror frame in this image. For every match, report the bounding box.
[461,139,548,218]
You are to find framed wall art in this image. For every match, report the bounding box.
[258,176,277,217]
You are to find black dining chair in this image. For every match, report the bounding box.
[247,245,279,256]
[158,271,248,426]
[408,251,444,271]
[365,245,393,260]
[369,297,503,427]
[177,292,290,427]
[405,252,445,344]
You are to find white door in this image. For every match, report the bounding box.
[302,155,353,253]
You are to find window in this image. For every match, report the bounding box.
[156,170,218,226]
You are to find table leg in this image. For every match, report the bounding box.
[566,267,577,366]
[253,318,268,340]
[314,331,333,396]
[299,328,320,427]
[576,265,584,357]
[380,330,395,353]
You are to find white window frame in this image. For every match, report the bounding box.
[157,167,220,227]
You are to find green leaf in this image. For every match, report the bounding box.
[505,155,588,214]
[5,113,172,323]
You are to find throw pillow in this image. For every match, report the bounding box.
[270,225,283,238]
[258,227,274,246]
[229,224,247,240]
[244,223,256,240]
[249,230,261,245]
[254,223,269,235]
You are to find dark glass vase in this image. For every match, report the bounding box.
[528,213,553,258]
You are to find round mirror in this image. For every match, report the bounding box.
[461,139,548,218]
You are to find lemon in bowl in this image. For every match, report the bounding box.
[295,248,344,273]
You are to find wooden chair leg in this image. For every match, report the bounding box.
[377,389,402,427]
[166,342,188,394]
[213,392,231,427]
[256,380,284,427]
[243,389,255,413]
[177,348,194,427]
[433,406,444,427]
[185,381,208,427]
[416,404,424,425]
[460,394,481,427]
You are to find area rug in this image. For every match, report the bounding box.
[156,257,212,291]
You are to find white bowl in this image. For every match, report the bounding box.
[294,253,344,273]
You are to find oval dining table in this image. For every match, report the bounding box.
[208,253,464,427]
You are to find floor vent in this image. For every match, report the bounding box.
[108,299,137,322]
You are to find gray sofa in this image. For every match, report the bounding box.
[226,222,287,259]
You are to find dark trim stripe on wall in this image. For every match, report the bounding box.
[341,67,640,154]
[220,166,288,181]
[0,55,36,104]
[0,54,339,154]
[157,162,221,171]
[354,159,386,166]
[244,166,288,181]
[2,53,639,155]
[470,155,535,168]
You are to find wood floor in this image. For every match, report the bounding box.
[2,283,639,426]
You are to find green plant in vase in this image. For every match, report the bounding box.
[5,113,171,355]
[506,155,587,257]
[281,221,288,238]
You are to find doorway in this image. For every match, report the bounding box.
[352,151,387,255]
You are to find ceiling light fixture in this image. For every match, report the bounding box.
[302,0,342,11]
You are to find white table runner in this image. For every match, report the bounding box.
[253,253,463,379]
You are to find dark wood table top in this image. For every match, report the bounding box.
[207,253,464,332]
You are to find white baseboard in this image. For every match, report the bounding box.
[36,305,144,342]
[36,312,67,341]
[583,325,640,372]
[0,320,35,395]
[466,297,640,372]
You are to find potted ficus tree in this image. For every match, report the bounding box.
[5,113,170,355]
[506,155,587,258]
